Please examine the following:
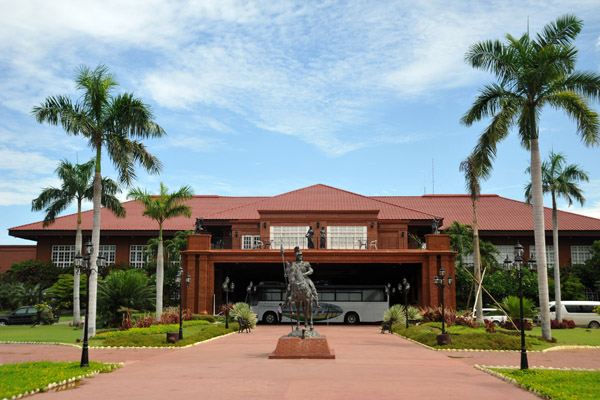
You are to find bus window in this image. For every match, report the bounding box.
[319,291,335,301]
[363,289,384,302]
[260,289,284,301]
[336,291,361,302]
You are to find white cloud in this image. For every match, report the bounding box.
[0,148,57,175]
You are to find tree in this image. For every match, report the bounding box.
[461,15,600,339]
[31,158,125,325]
[32,64,165,337]
[128,183,193,319]
[460,156,487,325]
[525,151,588,322]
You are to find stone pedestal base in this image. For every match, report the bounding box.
[269,335,335,359]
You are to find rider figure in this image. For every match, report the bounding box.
[287,246,320,308]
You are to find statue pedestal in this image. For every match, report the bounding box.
[269,335,335,359]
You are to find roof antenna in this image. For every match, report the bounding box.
[423,172,426,195]
[527,16,529,38]
[432,158,435,195]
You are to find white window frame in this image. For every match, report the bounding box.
[327,226,367,249]
[130,245,146,268]
[530,245,555,268]
[495,245,516,266]
[98,245,116,265]
[270,226,310,249]
[571,245,592,265]
[51,245,75,268]
[242,235,261,249]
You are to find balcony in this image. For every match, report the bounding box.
[211,235,381,250]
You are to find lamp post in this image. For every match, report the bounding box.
[74,240,106,368]
[246,281,257,303]
[222,276,235,329]
[503,241,535,370]
[398,278,410,329]
[385,283,396,306]
[176,267,191,340]
[433,266,453,335]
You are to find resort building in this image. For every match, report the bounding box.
[8,184,600,315]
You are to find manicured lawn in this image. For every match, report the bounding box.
[392,322,600,351]
[0,324,83,344]
[489,368,600,400]
[0,321,237,347]
[529,326,600,347]
[0,361,120,399]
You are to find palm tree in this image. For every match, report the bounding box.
[461,15,600,340]
[31,159,125,325]
[32,65,165,336]
[460,156,487,325]
[525,151,589,322]
[128,183,193,319]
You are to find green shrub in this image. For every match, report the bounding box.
[383,304,405,323]
[193,314,216,323]
[96,323,234,347]
[500,295,536,320]
[97,269,155,327]
[230,302,257,328]
[92,320,210,339]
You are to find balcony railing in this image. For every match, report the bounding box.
[210,236,379,250]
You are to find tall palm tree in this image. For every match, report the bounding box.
[525,151,589,322]
[128,183,193,319]
[460,156,487,325]
[32,65,165,336]
[461,15,600,340]
[31,158,125,325]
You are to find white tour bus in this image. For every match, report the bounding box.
[249,283,389,324]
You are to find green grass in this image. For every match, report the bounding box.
[0,321,236,347]
[0,324,84,344]
[391,322,600,351]
[0,361,120,399]
[490,368,600,400]
[91,323,236,347]
[529,326,600,348]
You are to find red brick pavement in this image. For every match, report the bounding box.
[1,325,598,399]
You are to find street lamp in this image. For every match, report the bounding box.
[222,276,235,329]
[398,278,410,329]
[385,283,396,306]
[503,241,535,370]
[176,267,192,340]
[246,281,257,303]
[433,266,453,335]
[74,240,106,368]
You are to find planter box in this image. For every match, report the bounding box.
[166,332,179,343]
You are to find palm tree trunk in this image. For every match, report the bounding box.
[472,199,483,325]
[531,136,551,340]
[87,149,102,338]
[552,193,562,322]
[73,201,82,325]
[156,224,164,320]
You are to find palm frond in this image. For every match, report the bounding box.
[545,91,600,146]
[535,14,582,47]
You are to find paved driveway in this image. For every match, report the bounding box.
[3,325,597,399]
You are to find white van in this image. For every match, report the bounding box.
[545,301,600,328]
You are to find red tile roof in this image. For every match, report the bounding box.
[9,186,600,234]
[204,184,436,220]
[375,194,600,231]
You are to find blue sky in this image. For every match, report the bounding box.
[1,1,600,245]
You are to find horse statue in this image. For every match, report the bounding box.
[283,246,320,337]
